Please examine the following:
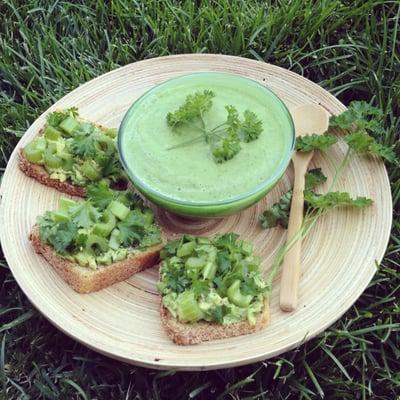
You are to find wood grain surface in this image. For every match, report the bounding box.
[0,54,392,370]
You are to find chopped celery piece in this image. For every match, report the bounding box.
[62,156,74,171]
[51,210,70,223]
[59,116,79,134]
[197,237,211,244]
[177,241,195,257]
[81,160,101,181]
[227,280,253,308]
[108,200,130,220]
[93,210,116,237]
[59,197,77,210]
[44,125,62,140]
[43,148,62,168]
[177,291,204,323]
[202,261,217,280]
[94,136,115,155]
[24,142,44,163]
[105,128,117,138]
[85,234,109,254]
[35,137,47,151]
[241,242,254,256]
[185,257,206,269]
[109,229,121,250]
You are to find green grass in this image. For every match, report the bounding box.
[1,0,399,398]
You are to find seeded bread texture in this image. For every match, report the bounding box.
[160,299,269,345]
[30,226,166,293]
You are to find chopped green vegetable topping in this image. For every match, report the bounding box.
[37,188,162,268]
[159,234,267,325]
[24,108,127,188]
[166,91,263,163]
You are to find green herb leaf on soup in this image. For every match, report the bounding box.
[166,91,264,163]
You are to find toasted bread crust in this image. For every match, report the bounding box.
[30,227,166,293]
[19,149,86,197]
[160,299,269,345]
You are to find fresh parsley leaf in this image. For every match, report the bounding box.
[69,201,101,228]
[167,91,263,163]
[38,214,78,254]
[192,280,210,297]
[329,101,383,132]
[212,132,241,163]
[295,133,337,152]
[213,233,240,251]
[240,110,263,142]
[217,251,231,274]
[225,105,240,131]
[50,222,78,253]
[161,240,180,259]
[208,305,228,324]
[140,225,162,248]
[87,181,116,210]
[166,90,215,128]
[70,132,98,157]
[260,168,327,229]
[304,191,373,210]
[305,168,327,190]
[160,259,190,294]
[345,132,396,162]
[260,190,292,229]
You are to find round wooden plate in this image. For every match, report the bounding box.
[0,55,392,370]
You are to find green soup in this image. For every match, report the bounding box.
[119,73,294,213]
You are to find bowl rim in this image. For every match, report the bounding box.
[118,71,295,207]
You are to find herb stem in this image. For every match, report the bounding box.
[166,134,205,150]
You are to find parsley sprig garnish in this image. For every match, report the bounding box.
[166,90,263,163]
[261,101,396,290]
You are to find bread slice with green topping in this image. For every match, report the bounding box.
[160,298,269,345]
[158,234,270,345]
[30,186,165,293]
[30,226,165,293]
[19,107,127,197]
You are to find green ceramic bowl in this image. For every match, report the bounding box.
[118,72,294,217]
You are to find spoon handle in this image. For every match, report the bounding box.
[279,160,308,312]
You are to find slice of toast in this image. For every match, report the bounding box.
[19,118,111,197]
[160,299,269,345]
[30,226,166,293]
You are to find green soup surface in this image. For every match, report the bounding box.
[119,73,293,204]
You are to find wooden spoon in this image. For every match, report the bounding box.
[280,104,330,312]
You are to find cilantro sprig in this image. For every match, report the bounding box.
[166,90,263,163]
[261,101,395,290]
[260,168,327,229]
